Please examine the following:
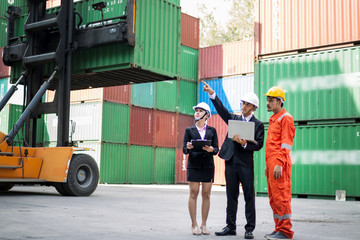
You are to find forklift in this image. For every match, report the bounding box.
[0,0,137,196]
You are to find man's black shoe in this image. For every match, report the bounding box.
[244,231,254,239]
[215,226,236,236]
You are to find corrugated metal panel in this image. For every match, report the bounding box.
[46,0,60,8]
[180,45,199,81]
[255,0,360,57]
[155,80,178,112]
[0,19,7,48]
[69,88,104,103]
[0,47,11,78]
[129,107,153,146]
[176,114,194,148]
[154,147,175,184]
[181,13,199,49]
[222,40,254,76]
[213,155,225,185]
[175,147,187,184]
[128,145,154,184]
[102,102,130,144]
[255,46,360,122]
[207,114,228,146]
[199,45,223,80]
[154,110,177,147]
[76,141,102,169]
[131,82,155,109]
[178,80,197,115]
[199,75,255,114]
[0,78,24,105]
[255,123,360,197]
[99,143,128,184]
[0,78,8,100]
[103,85,131,104]
[0,0,27,19]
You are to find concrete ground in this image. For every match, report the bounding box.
[0,184,359,240]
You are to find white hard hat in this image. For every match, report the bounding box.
[193,102,211,119]
[241,92,259,108]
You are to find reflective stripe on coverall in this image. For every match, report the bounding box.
[265,108,295,239]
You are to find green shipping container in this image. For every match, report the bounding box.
[154,147,175,184]
[131,82,155,109]
[0,104,44,146]
[0,18,7,48]
[254,123,360,198]
[180,45,199,81]
[255,46,360,122]
[128,145,154,184]
[100,143,128,184]
[10,0,181,90]
[178,79,197,115]
[156,80,178,112]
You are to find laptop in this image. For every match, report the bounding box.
[228,120,257,144]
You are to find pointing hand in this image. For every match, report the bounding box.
[202,81,214,95]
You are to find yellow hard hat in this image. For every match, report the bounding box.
[265,86,286,101]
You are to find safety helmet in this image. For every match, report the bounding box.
[193,102,211,119]
[265,86,286,102]
[241,92,259,108]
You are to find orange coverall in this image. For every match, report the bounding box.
[265,108,295,239]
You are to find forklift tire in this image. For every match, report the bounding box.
[0,183,15,192]
[62,154,99,196]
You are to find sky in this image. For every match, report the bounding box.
[180,0,232,27]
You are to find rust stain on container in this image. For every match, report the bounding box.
[181,13,199,49]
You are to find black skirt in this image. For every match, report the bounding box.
[187,168,214,183]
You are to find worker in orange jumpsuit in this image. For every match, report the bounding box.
[264,86,295,240]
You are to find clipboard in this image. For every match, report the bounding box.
[228,120,257,144]
[191,139,212,151]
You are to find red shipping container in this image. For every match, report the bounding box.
[129,107,154,146]
[255,0,360,57]
[214,154,226,185]
[207,114,228,147]
[154,110,177,147]
[103,85,131,104]
[175,148,188,184]
[0,47,11,78]
[199,45,223,80]
[222,40,254,76]
[176,114,195,148]
[181,13,200,49]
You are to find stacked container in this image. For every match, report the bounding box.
[254,0,360,199]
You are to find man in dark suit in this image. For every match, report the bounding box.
[202,81,264,239]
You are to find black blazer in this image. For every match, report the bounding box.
[211,95,264,169]
[183,125,219,169]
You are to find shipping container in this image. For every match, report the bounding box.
[0,77,24,105]
[181,13,199,49]
[129,106,153,146]
[103,85,131,104]
[0,47,10,78]
[44,101,130,143]
[154,147,175,184]
[153,110,177,147]
[199,75,254,114]
[180,45,199,81]
[0,19,7,48]
[222,40,254,76]
[131,82,155,109]
[199,45,223,80]
[10,0,181,90]
[178,79,197,115]
[175,147,188,184]
[0,104,44,146]
[254,123,360,198]
[255,0,360,57]
[155,80,178,112]
[99,143,128,184]
[128,145,154,184]
[176,114,195,148]
[207,114,228,146]
[255,46,360,122]
[213,154,226,185]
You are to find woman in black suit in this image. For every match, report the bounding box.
[183,102,219,235]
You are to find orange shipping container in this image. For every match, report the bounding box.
[175,148,188,184]
[255,0,360,57]
[222,40,254,76]
[129,107,154,146]
[154,110,177,147]
[181,13,200,49]
[0,47,10,78]
[199,45,223,80]
[213,154,226,185]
